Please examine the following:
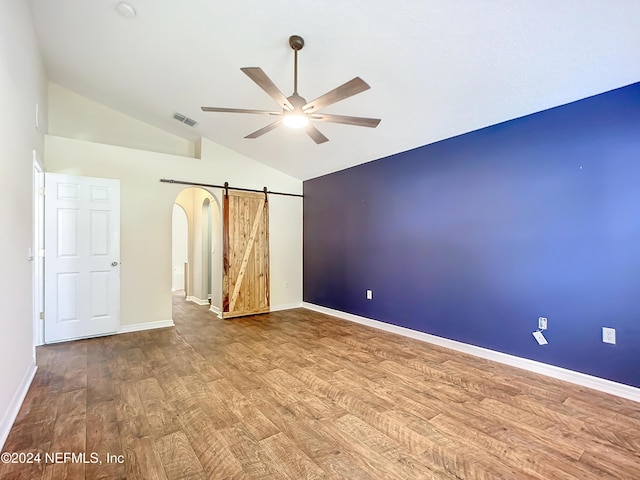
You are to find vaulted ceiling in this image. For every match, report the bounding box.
[29,1,640,180]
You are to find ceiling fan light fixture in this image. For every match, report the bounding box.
[282,113,309,129]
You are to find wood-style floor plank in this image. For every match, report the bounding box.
[86,401,126,480]
[154,431,205,480]
[1,292,639,479]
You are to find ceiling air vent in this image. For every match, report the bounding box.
[173,112,198,127]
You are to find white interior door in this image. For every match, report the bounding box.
[44,173,120,343]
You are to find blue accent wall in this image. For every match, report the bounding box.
[303,82,640,388]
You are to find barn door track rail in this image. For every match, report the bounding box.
[160,178,303,198]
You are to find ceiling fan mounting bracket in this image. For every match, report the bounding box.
[289,35,304,51]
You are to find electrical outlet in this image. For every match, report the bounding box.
[602,327,616,345]
[366,289,373,300]
[532,331,548,345]
[538,317,547,330]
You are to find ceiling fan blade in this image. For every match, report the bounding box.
[311,113,381,128]
[306,125,329,144]
[303,77,370,113]
[244,120,282,139]
[201,106,280,115]
[241,67,294,111]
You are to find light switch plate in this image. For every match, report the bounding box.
[602,327,616,344]
[366,290,373,300]
[538,317,547,330]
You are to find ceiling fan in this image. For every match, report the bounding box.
[201,35,381,144]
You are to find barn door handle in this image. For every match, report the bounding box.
[111,261,119,267]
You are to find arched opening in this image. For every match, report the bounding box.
[172,187,222,315]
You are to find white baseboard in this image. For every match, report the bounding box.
[209,305,221,316]
[119,319,175,334]
[302,302,640,403]
[0,362,37,450]
[270,302,303,312]
[186,296,210,306]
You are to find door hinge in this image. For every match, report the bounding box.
[39,311,44,320]
[39,187,45,196]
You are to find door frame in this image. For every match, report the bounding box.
[32,152,44,351]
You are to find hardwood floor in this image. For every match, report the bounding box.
[2,293,640,479]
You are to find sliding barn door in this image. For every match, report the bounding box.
[222,190,269,318]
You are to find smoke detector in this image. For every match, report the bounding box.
[116,2,137,19]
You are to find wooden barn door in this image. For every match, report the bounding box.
[222,189,270,318]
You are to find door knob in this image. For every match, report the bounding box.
[111,261,119,267]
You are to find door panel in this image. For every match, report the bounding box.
[44,173,120,343]
[222,190,269,319]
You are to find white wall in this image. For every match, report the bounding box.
[0,0,48,447]
[171,204,188,291]
[44,135,303,327]
[48,83,195,158]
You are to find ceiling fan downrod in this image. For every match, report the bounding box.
[289,35,304,95]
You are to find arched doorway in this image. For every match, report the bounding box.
[172,187,222,315]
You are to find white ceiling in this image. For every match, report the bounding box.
[29,1,640,180]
